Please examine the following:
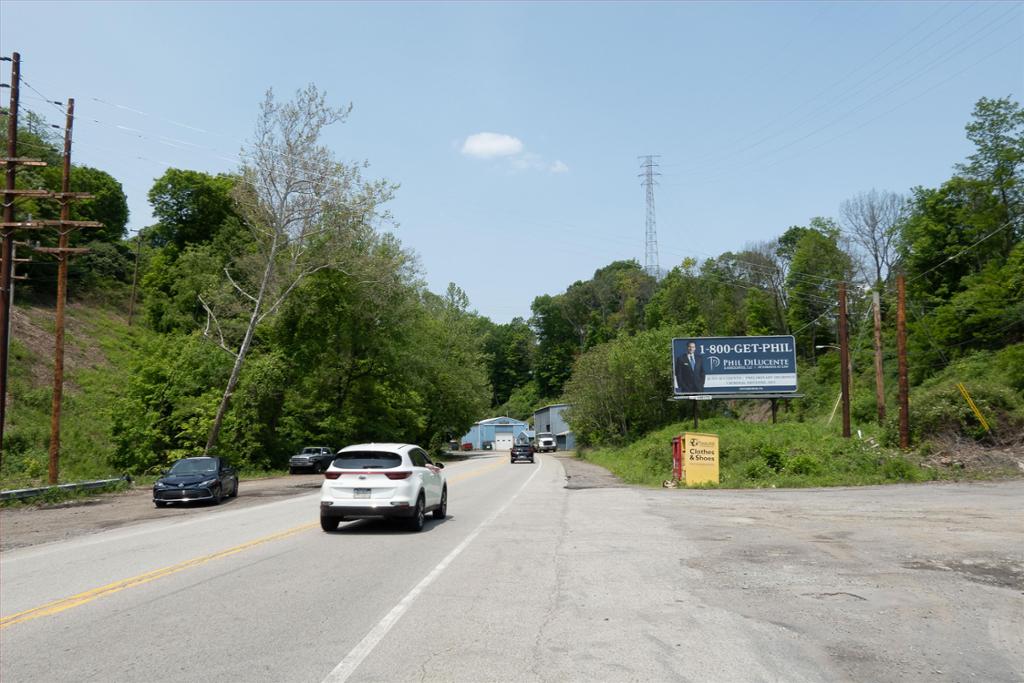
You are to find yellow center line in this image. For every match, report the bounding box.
[445,456,512,485]
[0,522,317,630]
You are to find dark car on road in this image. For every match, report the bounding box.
[153,456,238,507]
[510,443,535,464]
[289,446,336,473]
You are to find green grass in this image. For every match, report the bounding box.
[580,418,940,489]
[2,300,157,489]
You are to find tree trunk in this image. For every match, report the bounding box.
[204,237,278,455]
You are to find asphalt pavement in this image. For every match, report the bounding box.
[1,453,1021,682]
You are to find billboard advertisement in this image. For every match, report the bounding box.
[672,335,798,395]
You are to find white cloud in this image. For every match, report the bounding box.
[549,160,569,174]
[460,132,567,174]
[461,132,524,159]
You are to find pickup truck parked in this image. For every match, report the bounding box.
[289,446,336,474]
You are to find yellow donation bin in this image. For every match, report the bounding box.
[683,432,719,486]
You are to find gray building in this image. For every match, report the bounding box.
[532,403,575,451]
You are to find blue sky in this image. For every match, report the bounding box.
[2,1,1021,322]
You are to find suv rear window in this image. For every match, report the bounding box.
[332,452,402,469]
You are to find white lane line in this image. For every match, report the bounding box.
[322,457,546,683]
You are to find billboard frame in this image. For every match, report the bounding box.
[671,334,799,396]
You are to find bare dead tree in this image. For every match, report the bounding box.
[202,85,395,454]
[840,189,906,291]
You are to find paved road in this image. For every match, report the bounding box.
[1,453,1021,682]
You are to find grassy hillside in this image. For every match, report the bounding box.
[2,295,153,488]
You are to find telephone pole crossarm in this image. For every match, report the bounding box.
[0,158,47,166]
[1,219,103,228]
[32,246,91,256]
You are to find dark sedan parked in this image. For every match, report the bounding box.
[153,457,238,507]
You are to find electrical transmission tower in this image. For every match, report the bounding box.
[638,155,661,279]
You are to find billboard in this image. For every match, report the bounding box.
[672,335,798,395]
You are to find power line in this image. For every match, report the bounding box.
[665,4,1021,186]
[677,1,969,173]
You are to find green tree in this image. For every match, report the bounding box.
[482,317,535,407]
[200,85,395,453]
[147,169,239,249]
[956,96,1023,227]
[562,326,687,445]
[784,218,853,358]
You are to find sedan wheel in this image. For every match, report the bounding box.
[230,480,238,498]
[432,486,447,520]
[213,485,223,505]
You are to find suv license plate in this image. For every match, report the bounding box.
[353,488,371,499]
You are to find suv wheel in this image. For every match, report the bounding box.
[320,516,339,532]
[433,486,447,520]
[407,495,425,532]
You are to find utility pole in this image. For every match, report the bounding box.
[127,231,142,326]
[872,290,885,425]
[48,98,75,485]
[1,51,22,455]
[638,155,661,280]
[896,274,910,449]
[41,98,99,484]
[838,281,851,438]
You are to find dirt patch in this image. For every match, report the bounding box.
[921,434,1024,476]
[0,473,324,552]
[554,452,628,490]
[11,303,110,392]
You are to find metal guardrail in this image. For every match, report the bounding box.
[0,475,132,501]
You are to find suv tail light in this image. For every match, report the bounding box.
[324,471,341,479]
[385,471,411,480]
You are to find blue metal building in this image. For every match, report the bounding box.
[460,416,530,451]
[532,403,575,451]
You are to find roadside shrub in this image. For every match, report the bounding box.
[755,443,784,472]
[881,456,924,482]
[785,454,823,476]
[744,458,773,480]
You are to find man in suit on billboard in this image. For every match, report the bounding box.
[675,340,706,393]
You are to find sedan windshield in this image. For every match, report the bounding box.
[332,452,402,469]
[169,458,217,475]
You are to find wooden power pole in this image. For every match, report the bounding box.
[0,51,21,456]
[896,274,910,449]
[127,231,142,326]
[41,98,100,484]
[838,281,851,438]
[872,290,885,425]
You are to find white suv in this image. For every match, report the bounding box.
[320,443,447,532]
